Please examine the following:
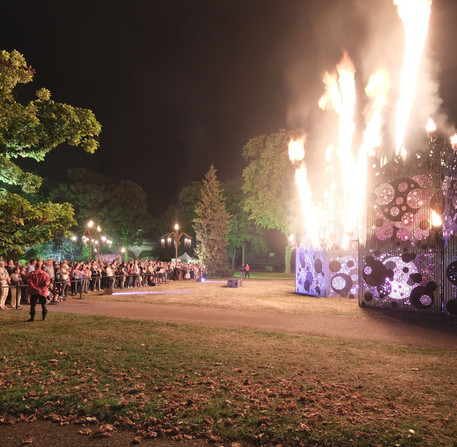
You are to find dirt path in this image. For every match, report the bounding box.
[49,298,457,350]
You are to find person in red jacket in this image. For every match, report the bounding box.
[26,260,50,322]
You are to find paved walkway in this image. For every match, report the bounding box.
[50,298,457,351]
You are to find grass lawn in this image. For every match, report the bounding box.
[1,281,457,446]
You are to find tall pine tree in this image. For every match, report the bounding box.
[193,165,232,277]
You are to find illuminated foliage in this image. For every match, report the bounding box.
[0,192,76,256]
[0,50,101,255]
[242,129,299,273]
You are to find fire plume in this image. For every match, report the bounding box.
[289,1,436,251]
[394,0,433,155]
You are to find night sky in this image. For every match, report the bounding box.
[2,0,457,214]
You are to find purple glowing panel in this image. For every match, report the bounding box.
[373,174,434,245]
[295,248,358,298]
[442,174,457,239]
[296,248,325,297]
[328,254,358,299]
[362,251,438,310]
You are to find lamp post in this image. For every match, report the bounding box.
[72,220,113,262]
[161,223,192,263]
[84,220,101,262]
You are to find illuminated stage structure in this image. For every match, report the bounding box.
[296,130,457,316]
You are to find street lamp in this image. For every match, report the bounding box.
[84,221,101,261]
[72,220,113,262]
[161,223,192,263]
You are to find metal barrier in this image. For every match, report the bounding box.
[1,270,199,309]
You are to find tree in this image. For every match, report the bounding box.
[0,50,101,256]
[177,181,202,237]
[46,168,112,223]
[223,178,267,269]
[100,180,153,251]
[193,165,232,277]
[43,169,153,256]
[0,193,75,257]
[242,129,299,273]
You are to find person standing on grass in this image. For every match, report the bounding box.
[9,266,22,308]
[26,260,50,322]
[245,263,250,279]
[0,259,11,309]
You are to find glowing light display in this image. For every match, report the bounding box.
[292,0,457,317]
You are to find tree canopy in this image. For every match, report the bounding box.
[242,129,301,273]
[193,165,231,277]
[100,179,153,249]
[45,168,153,250]
[223,178,267,268]
[0,193,75,256]
[0,50,101,256]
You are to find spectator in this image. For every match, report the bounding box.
[105,263,114,289]
[57,261,70,300]
[0,260,11,310]
[10,266,23,308]
[26,260,50,322]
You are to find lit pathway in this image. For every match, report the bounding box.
[49,298,457,351]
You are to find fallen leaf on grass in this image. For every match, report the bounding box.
[139,430,158,439]
[78,428,92,436]
[0,417,15,425]
[131,436,142,444]
[94,423,116,438]
[22,436,33,445]
[85,416,98,423]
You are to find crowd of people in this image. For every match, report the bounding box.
[0,258,207,311]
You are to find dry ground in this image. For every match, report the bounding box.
[50,278,457,350]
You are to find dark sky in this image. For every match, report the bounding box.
[2,0,457,215]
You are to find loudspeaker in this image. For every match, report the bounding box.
[227,279,239,288]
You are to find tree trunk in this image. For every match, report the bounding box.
[231,248,236,269]
[284,244,292,274]
[242,243,245,265]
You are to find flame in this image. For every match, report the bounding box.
[292,53,367,249]
[394,0,433,155]
[288,137,306,162]
[431,210,442,227]
[360,70,390,157]
[450,133,457,149]
[290,1,436,251]
[319,52,356,163]
[426,118,436,133]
